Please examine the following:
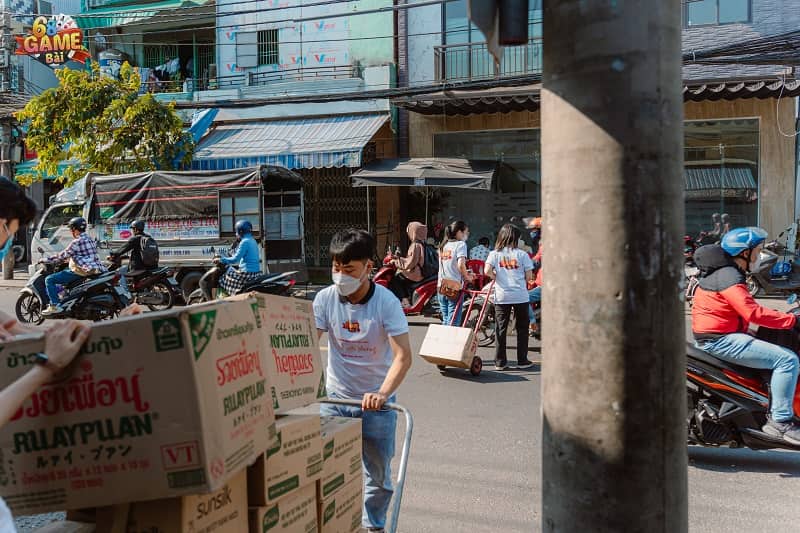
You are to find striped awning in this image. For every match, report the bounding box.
[75,0,212,29]
[191,113,390,171]
[684,165,757,191]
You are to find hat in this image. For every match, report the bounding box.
[523,216,542,229]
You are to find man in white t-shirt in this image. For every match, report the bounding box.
[314,229,412,533]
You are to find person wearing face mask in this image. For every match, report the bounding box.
[0,176,93,531]
[313,229,412,533]
[693,227,800,444]
[526,216,542,256]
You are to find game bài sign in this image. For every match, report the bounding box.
[15,14,90,67]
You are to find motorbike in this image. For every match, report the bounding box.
[107,255,182,311]
[16,256,131,324]
[373,252,439,317]
[745,237,800,297]
[687,297,800,451]
[186,257,296,304]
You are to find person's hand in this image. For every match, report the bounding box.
[119,303,143,317]
[362,392,388,411]
[43,320,90,371]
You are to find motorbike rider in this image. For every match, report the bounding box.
[43,217,106,315]
[692,227,800,445]
[109,220,157,275]
[217,219,261,296]
[388,221,427,308]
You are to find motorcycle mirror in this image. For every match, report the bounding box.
[788,294,799,306]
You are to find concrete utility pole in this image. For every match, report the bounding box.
[540,1,687,531]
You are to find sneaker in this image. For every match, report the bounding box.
[763,417,800,445]
[495,361,508,371]
[516,360,536,369]
[42,304,63,316]
[367,529,385,533]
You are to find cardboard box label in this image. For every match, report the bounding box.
[249,415,322,506]
[319,417,362,500]
[319,477,362,533]
[0,299,276,515]
[250,482,317,533]
[228,294,325,414]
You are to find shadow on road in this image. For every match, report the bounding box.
[688,445,800,477]
[433,366,539,383]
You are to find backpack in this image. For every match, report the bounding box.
[139,234,160,268]
[420,242,439,279]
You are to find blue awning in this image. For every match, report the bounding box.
[191,113,390,171]
[14,159,73,180]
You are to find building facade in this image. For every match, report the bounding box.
[398,0,800,246]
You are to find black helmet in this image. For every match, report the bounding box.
[131,220,146,234]
[68,217,87,232]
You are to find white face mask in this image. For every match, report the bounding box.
[332,268,366,296]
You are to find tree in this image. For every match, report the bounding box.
[15,63,194,185]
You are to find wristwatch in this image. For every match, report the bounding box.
[33,352,60,375]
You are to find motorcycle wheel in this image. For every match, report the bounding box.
[15,293,44,325]
[746,275,761,297]
[143,282,175,312]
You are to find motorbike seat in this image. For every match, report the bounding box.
[240,273,290,292]
[409,275,438,290]
[128,267,170,279]
[686,342,772,383]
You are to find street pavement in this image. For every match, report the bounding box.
[0,286,798,531]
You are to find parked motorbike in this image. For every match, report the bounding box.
[373,252,439,317]
[687,297,800,451]
[186,257,296,304]
[107,255,182,311]
[16,256,130,324]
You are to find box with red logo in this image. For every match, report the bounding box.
[0,298,276,515]
[227,293,326,414]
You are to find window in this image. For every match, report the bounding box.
[684,0,750,27]
[444,0,542,44]
[264,192,303,240]
[40,204,82,239]
[219,190,261,238]
[258,29,279,66]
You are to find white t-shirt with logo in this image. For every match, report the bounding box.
[313,283,409,399]
[486,247,534,304]
[438,240,468,286]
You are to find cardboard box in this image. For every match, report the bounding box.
[418,324,478,368]
[249,482,317,533]
[229,293,326,413]
[0,299,276,515]
[33,522,95,533]
[248,415,323,506]
[319,417,362,501]
[318,477,363,533]
[126,469,247,533]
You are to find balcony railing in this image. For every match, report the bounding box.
[143,64,363,95]
[434,39,543,83]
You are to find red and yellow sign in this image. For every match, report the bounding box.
[15,15,91,67]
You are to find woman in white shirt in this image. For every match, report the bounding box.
[437,220,474,326]
[484,224,535,370]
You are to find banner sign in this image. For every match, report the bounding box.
[15,15,90,67]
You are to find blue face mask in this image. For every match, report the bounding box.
[530,230,540,239]
[0,224,12,261]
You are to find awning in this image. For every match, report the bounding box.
[191,113,390,171]
[14,159,73,181]
[351,158,496,189]
[684,165,757,191]
[683,79,800,101]
[75,0,212,29]
[393,84,541,116]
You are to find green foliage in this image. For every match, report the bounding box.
[15,62,194,186]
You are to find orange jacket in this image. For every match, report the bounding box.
[533,244,542,287]
[692,284,796,334]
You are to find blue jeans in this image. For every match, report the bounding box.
[320,393,397,530]
[45,269,83,304]
[528,286,541,325]
[438,294,463,326]
[696,333,800,422]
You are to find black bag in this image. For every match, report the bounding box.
[420,243,439,279]
[139,235,160,268]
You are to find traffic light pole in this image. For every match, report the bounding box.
[540,1,687,531]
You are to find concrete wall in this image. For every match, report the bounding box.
[408,97,796,237]
[406,0,441,86]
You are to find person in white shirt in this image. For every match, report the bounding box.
[437,220,474,326]
[469,237,491,262]
[485,224,535,370]
[313,229,413,532]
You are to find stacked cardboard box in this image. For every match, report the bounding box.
[318,417,364,533]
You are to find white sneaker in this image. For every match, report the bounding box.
[42,304,62,315]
